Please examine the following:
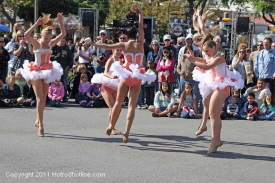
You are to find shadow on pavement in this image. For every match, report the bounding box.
[44,133,275,162]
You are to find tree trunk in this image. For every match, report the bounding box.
[262,13,275,26]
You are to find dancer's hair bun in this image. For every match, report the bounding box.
[42,13,55,30]
[121,11,138,28]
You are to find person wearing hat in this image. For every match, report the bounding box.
[156,34,177,64]
[92,30,113,73]
[78,37,93,72]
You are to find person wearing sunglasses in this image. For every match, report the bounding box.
[92,30,113,74]
[0,37,10,83]
[232,47,254,94]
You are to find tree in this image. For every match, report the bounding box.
[221,0,275,25]
[0,0,25,27]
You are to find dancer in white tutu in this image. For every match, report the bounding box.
[184,40,244,153]
[91,48,122,135]
[19,13,66,137]
[90,7,156,143]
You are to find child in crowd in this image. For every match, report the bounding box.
[144,60,157,108]
[15,70,26,96]
[1,75,23,107]
[148,81,177,117]
[78,73,90,106]
[48,80,64,107]
[226,90,244,109]
[177,83,197,118]
[86,83,103,107]
[258,95,275,120]
[240,93,258,120]
[226,96,239,118]
[22,79,36,107]
[156,47,174,87]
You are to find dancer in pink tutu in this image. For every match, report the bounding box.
[90,7,156,143]
[91,48,122,135]
[19,13,66,137]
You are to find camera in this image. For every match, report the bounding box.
[98,53,106,60]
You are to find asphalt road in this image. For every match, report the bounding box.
[1,102,275,183]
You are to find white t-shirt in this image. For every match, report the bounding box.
[182,94,196,108]
[79,47,92,64]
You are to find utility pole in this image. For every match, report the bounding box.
[167,3,170,34]
[34,0,38,33]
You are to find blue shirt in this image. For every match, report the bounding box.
[254,49,275,79]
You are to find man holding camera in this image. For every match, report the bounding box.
[92,30,112,73]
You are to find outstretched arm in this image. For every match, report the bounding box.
[90,41,124,50]
[185,53,225,70]
[50,13,66,46]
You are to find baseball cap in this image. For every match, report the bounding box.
[163,35,171,41]
[83,37,92,45]
[99,30,107,35]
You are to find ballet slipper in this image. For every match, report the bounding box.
[208,140,223,153]
[123,132,129,143]
[38,127,44,137]
[195,126,207,136]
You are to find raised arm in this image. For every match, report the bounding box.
[194,7,208,36]
[132,7,144,43]
[50,13,66,47]
[24,17,43,49]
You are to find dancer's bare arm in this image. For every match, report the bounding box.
[187,55,225,70]
[90,42,124,50]
[24,17,42,50]
[194,7,208,36]
[104,58,118,79]
[50,13,66,47]
[132,7,144,43]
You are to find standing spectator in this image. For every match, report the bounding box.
[3,34,11,45]
[77,37,94,75]
[57,38,73,102]
[22,79,36,107]
[0,37,10,83]
[144,60,156,108]
[254,37,275,96]
[12,30,34,70]
[213,36,225,58]
[174,37,185,56]
[92,30,112,73]
[156,47,174,87]
[232,47,253,94]
[271,42,275,49]
[156,35,177,63]
[33,33,40,40]
[48,80,64,107]
[147,40,159,68]
[178,33,199,64]
[250,41,263,67]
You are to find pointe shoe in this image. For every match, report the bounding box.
[208,140,223,153]
[123,133,129,143]
[195,126,207,136]
[38,128,44,137]
[106,127,112,136]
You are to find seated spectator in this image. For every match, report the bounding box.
[240,93,258,120]
[69,65,92,101]
[258,95,275,120]
[244,78,271,107]
[1,75,23,107]
[48,80,64,107]
[78,74,91,106]
[85,83,104,107]
[148,81,177,117]
[177,83,197,119]
[226,96,239,118]
[225,90,244,110]
[22,79,36,107]
[15,70,26,96]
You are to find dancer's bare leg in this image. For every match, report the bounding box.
[32,79,47,137]
[101,90,120,134]
[123,84,141,143]
[195,94,211,136]
[208,89,228,153]
[107,82,129,135]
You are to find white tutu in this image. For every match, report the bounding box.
[110,61,156,85]
[19,60,63,83]
[193,66,244,98]
[91,73,120,91]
